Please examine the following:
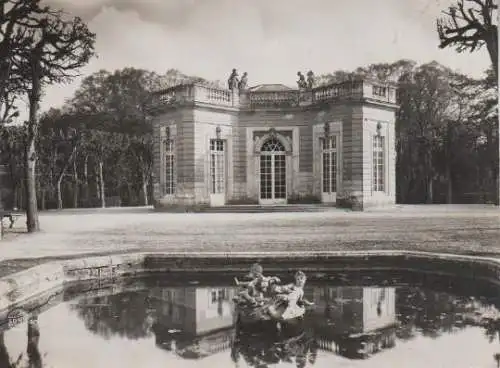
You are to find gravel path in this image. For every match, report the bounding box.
[0,204,499,277]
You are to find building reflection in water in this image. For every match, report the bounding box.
[70,283,398,363]
[308,286,397,359]
[150,286,238,359]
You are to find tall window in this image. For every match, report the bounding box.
[164,140,176,195]
[322,136,337,193]
[210,288,229,304]
[210,139,225,194]
[373,135,385,192]
[260,138,286,200]
[372,86,387,97]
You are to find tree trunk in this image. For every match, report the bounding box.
[0,331,11,368]
[56,146,78,210]
[83,155,89,207]
[427,175,434,204]
[446,165,453,205]
[98,160,105,208]
[127,183,133,205]
[16,185,22,210]
[72,159,78,208]
[12,183,18,210]
[40,189,46,211]
[56,175,63,210]
[25,56,41,233]
[27,317,41,367]
[142,172,149,206]
[486,31,498,79]
[25,133,39,231]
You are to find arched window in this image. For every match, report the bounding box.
[261,137,285,153]
[260,137,286,201]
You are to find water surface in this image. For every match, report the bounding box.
[1,271,500,368]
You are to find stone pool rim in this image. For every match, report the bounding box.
[1,250,500,313]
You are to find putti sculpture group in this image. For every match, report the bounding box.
[227,68,316,92]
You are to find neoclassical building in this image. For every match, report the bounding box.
[150,78,398,210]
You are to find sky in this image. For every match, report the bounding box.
[32,0,492,116]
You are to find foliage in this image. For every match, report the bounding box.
[317,59,498,204]
[0,55,497,209]
[0,0,96,231]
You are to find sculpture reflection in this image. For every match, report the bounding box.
[68,278,500,365]
[232,318,318,368]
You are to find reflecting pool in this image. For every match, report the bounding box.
[1,271,500,368]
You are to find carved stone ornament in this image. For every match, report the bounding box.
[268,127,277,138]
[285,136,293,154]
[216,126,222,140]
[324,122,330,137]
[254,136,262,154]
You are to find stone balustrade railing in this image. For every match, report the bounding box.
[150,80,397,112]
[313,80,364,101]
[194,84,233,106]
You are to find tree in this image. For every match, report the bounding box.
[38,108,82,209]
[0,79,19,125]
[0,0,48,126]
[437,0,498,78]
[71,68,165,207]
[8,3,96,232]
[0,125,24,209]
[125,134,153,206]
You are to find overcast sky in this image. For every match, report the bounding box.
[35,0,492,115]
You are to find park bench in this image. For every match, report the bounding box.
[0,209,22,239]
[0,210,22,229]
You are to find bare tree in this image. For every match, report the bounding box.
[9,3,95,232]
[437,0,498,78]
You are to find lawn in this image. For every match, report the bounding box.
[0,204,499,277]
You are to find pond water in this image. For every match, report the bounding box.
[1,271,500,368]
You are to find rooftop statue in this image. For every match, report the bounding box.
[228,68,239,91]
[238,72,248,91]
[307,70,315,89]
[297,72,307,89]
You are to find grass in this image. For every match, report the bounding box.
[0,205,499,278]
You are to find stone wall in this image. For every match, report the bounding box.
[2,251,500,322]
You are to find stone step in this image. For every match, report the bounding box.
[201,204,335,213]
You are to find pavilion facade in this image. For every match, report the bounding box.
[149,78,398,210]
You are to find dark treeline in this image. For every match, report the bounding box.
[318,60,498,204]
[0,68,212,210]
[0,60,497,210]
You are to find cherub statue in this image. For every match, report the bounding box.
[307,70,315,89]
[297,72,307,89]
[238,72,248,90]
[228,68,239,91]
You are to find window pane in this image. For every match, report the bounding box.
[322,136,337,194]
[372,136,385,192]
[210,139,225,194]
[164,139,176,195]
